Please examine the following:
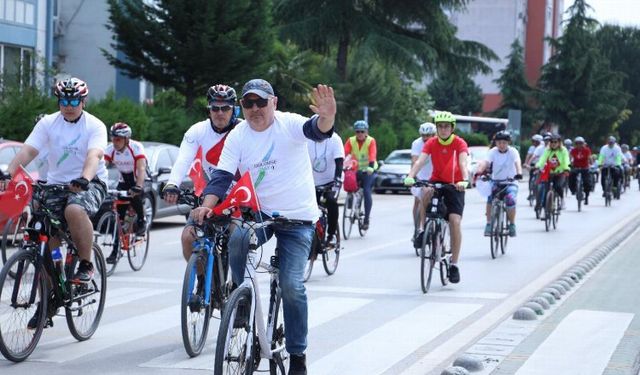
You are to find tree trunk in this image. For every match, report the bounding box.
[337,31,350,81]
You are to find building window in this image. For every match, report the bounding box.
[1,0,36,25]
[0,44,34,90]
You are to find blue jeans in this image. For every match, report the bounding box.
[357,171,376,221]
[228,217,314,355]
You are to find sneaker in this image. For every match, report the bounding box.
[289,353,307,375]
[361,219,369,231]
[324,234,336,249]
[508,223,516,237]
[106,250,119,264]
[413,230,424,248]
[135,220,147,236]
[449,264,460,284]
[72,260,94,284]
[484,223,491,237]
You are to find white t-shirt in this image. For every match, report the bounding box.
[25,112,108,184]
[168,119,233,186]
[531,144,546,165]
[411,137,432,180]
[217,111,320,221]
[486,146,520,180]
[307,132,344,186]
[527,145,536,155]
[104,140,147,180]
[599,144,623,167]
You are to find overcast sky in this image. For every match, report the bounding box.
[563,0,640,26]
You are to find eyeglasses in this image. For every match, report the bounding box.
[550,140,560,144]
[58,98,81,107]
[355,130,366,134]
[241,97,269,109]
[208,104,233,112]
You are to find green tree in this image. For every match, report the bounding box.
[428,68,483,115]
[86,90,150,140]
[537,0,629,141]
[103,0,275,108]
[493,39,537,134]
[274,0,496,81]
[0,84,57,141]
[595,25,640,145]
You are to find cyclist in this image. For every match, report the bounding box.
[191,79,336,374]
[524,134,543,201]
[103,123,148,262]
[411,122,436,247]
[536,134,570,211]
[564,138,573,153]
[477,131,522,237]
[0,77,107,285]
[344,120,377,230]
[307,131,344,247]
[621,143,634,187]
[404,111,469,284]
[598,136,623,198]
[162,84,241,262]
[568,136,592,205]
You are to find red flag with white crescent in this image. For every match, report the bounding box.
[188,146,206,197]
[0,168,33,221]
[212,171,260,216]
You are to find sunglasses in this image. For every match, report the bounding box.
[355,130,366,134]
[241,97,269,109]
[550,140,560,144]
[208,104,233,112]
[59,98,81,107]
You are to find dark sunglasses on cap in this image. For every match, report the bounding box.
[58,98,81,107]
[241,97,269,109]
[208,104,233,112]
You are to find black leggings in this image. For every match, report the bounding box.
[116,182,144,222]
[316,188,339,237]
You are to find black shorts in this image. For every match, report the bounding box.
[437,184,465,217]
[43,179,107,220]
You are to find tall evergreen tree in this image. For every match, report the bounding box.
[274,0,496,81]
[596,25,640,145]
[103,0,275,108]
[493,39,537,133]
[428,68,483,115]
[537,0,628,142]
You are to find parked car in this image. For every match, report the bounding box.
[374,149,412,194]
[98,141,193,225]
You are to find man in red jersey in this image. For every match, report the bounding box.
[568,136,592,205]
[404,111,469,283]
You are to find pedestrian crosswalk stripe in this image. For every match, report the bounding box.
[106,287,171,308]
[309,301,482,375]
[307,284,507,299]
[514,310,633,375]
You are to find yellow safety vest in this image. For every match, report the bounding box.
[349,136,378,171]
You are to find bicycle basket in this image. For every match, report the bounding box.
[343,170,358,192]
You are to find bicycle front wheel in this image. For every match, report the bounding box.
[439,224,450,286]
[214,286,254,375]
[342,194,353,240]
[420,221,435,294]
[65,243,107,341]
[95,212,119,276]
[269,284,286,374]
[181,252,211,357]
[544,191,553,232]
[499,208,508,255]
[0,250,46,362]
[357,195,367,237]
[127,227,150,271]
[1,213,28,277]
[322,225,341,275]
[489,206,500,259]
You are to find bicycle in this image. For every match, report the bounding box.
[342,186,366,240]
[1,209,31,277]
[214,212,309,374]
[602,167,614,207]
[541,175,562,232]
[527,168,538,208]
[178,189,232,357]
[303,184,341,282]
[413,181,452,294]
[487,178,515,259]
[94,189,151,276]
[0,183,107,362]
[572,168,588,212]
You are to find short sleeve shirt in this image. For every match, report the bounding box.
[307,132,345,186]
[411,137,432,181]
[422,135,469,183]
[486,146,519,180]
[104,140,147,178]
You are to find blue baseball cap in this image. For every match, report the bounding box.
[242,79,274,99]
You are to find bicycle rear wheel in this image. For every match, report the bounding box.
[0,250,46,362]
[95,212,119,276]
[420,221,435,294]
[342,194,353,240]
[127,227,150,271]
[65,243,107,341]
[322,225,340,275]
[214,286,254,375]
[181,252,211,357]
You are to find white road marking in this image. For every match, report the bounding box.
[515,310,633,375]
[307,284,507,300]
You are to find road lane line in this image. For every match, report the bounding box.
[309,301,482,375]
[306,285,507,300]
[515,310,633,375]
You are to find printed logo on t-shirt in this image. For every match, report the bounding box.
[252,142,276,187]
[57,134,82,166]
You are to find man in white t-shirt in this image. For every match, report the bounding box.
[307,132,344,247]
[410,122,436,248]
[162,84,241,263]
[191,78,336,374]
[1,77,107,288]
[476,131,523,237]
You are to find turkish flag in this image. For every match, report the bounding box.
[188,146,206,197]
[0,168,33,221]
[212,171,260,216]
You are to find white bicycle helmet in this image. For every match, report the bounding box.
[419,122,436,135]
